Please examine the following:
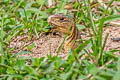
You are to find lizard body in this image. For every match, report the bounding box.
[47,13,82,52]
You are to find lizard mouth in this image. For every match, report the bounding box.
[48,22,68,34]
[48,17,57,28]
[48,22,58,29]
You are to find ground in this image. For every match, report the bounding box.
[9,21,120,58]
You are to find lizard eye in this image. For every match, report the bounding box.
[60,18,64,21]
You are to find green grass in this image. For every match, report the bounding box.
[0,0,120,80]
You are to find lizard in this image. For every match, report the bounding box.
[47,13,82,53]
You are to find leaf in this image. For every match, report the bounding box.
[37,0,43,5]
[4,25,24,39]
[60,71,72,80]
[24,66,37,75]
[45,7,57,13]
[80,42,92,56]
[32,57,45,67]
[87,64,99,75]
[5,74,23,80]
[74,39,91,54]
[32,58,40,67]
[6,35,12,42]
[76,24,86,30]
[27,8,38,13]
[117,57,120,71]
[94,76,106,80]
[13,51,32,57]
[113,71,120,80]
[0,30,6,40]
[45,62,55,74]
[54,60,60,70]
[67,50,75,63]
[78,75,88,80]
[27,43,35,51]
[104,14,120,24]
[15,59,25,68]
[57,9,67,15]
[39,11,48,18]
[7,67,16,74]
[105,49,119,60]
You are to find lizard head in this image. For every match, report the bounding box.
[47,13,74,34]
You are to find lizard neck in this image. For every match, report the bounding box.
[65,23,80,51]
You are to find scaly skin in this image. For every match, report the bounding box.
[47,13,81,52]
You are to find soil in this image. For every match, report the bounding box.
[9,22,120,58]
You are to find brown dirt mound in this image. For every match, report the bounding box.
[9,25,120,58]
